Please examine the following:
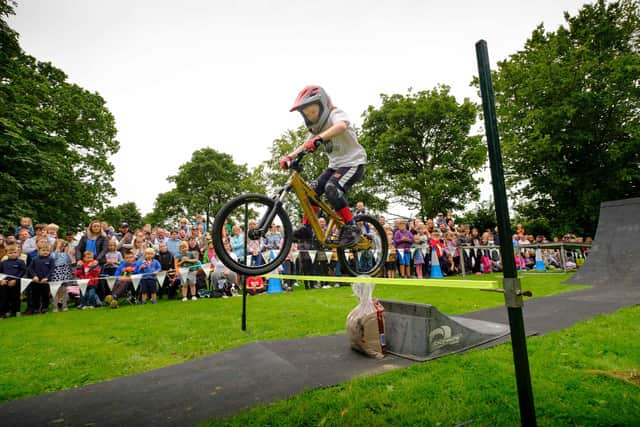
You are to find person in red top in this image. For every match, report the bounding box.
[245,276,266,295]
[75,251,102,309]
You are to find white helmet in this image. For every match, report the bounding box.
[289,85,333,134]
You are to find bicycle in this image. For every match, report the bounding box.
[211,150,388,277]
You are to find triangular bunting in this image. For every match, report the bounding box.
[201,264,211,276]
[131,274,142,291]
[156,271,167,286]
[325,251,334,261]
[357,251,362,261]
[422,248,428,257]
[398,248,405,256]
[271,250,279,260]
[262,251,271,263]
[179,267,189,282]
[308,250,317,263]
[49,281,63,299]
[410,247,416,257]
[0,273,6,281]
[247,255,253,266]
[20,278,31,293]
[292,251,299,263]
[106,276,117,291]
[77,279,89,295]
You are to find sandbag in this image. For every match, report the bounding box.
[346,282,386,359]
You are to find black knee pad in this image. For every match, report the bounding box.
[325,182,346,209]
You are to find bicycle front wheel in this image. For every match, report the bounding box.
[212,193,292,276]
[338,214,388,276]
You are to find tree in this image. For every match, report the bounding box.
[490,0,640,236]
[100,202,143,231]
[146,148,259,230]
[457,200,497,232]
[0,2,119,233]
[360,86,486,220]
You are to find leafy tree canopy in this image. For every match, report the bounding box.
[360,86,486,221]
[0,1,119,233]
[146,148,260,230]
[490,0,640,236]
[100,202,143,231]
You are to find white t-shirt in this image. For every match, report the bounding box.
[318,109,367,169]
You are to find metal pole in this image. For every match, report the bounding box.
[476,40,537,426]
[242,204,249,331]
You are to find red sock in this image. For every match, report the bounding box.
[302,206,319,225]
[337,206,353,223]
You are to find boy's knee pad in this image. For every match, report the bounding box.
[325,181,347,210]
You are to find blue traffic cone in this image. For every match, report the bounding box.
[430,249,443,278]
[535,247,546,271]
[267,250,283,293]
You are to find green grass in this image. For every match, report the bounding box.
[0,273,583,402]
[208,304,640,426]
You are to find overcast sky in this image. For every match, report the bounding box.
[10,0,588,216]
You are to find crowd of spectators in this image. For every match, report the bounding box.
[0,209,591,318]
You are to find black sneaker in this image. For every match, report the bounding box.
[339,225,362,248]
[293,225,313,241]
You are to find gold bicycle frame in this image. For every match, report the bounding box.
[285,170,371,250]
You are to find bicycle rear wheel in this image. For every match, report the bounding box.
[212,193,292,276]
[337,214,387,276]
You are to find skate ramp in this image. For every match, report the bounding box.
[565,197,640,287]
[378,300,510,361]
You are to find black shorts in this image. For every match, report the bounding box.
[140,278,157,294]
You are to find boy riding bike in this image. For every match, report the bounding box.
[281,85,366,248]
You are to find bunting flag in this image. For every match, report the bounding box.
[271,249,279,260]
[106,276,117,291]
[156,271,167,286]
[201,264,211,276]
[262,251,271,263]
[246,255,253,266]
[131,274,142,291]
[308,250,317,263]
[356,251,362,261]
[422,248,428,258]
[0,273,6,281]
[20,278,31,293]
[325,251,334,261]
[292,251,299,263]
[49,281,63,299]
[77,279,89,295]
[410,247,416,257]
[179,267,189,282]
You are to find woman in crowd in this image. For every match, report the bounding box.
[75,220,108,264]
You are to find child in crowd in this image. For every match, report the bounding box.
[25,241,55,314]
[282,85,367,247]
[132,237,147,261]
[51,239,74,312]
[136,248,161,304]
[0,244,26,318]
[384,226,396,279]
[429,231,447,273]
[247,219,265,266]
[175,240,201,301]
[103,240,123,274]
[14,217,34,238]
[156,242,179,299]
[75,251,102,309]
[111,251,138,306]
[393,221,414,279]
[413,224,429,279]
